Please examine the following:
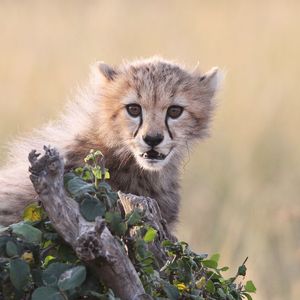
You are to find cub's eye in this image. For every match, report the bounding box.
[126,104,142,117]
[167,105,183,119]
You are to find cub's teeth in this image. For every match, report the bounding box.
[141,151,165,160]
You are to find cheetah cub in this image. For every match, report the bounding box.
[0,57,221,227]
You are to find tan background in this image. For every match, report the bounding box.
[1,1,300,299]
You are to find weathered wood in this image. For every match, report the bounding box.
[118,192,176,267]
[29,147,150,300]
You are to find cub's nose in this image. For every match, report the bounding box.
[143,134,164,147]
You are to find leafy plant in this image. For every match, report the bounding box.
[0,149,256,299]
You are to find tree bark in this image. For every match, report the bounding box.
[28,147,173,300]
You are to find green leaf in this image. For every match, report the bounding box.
[202,259,218,269]
[82,170,93,181]
[32,268,43,287]
[77,272,102,296]
[93,150,103,157]
[135,238,149,260]
[63,172,77,185]
[227,294,235,300]
[238,264,247,276]
[141,257,154,266]
[43,255,56,267]
[163,283,180,300]
[107,191,119,206]
[210,253,220,263]
[58,265,86,291]
[32,287,64,300]
[161,240,173,247]
[92,166,102,179]
[23,203,44,222]
[217,287,227,299]
[84,153,94,163]
[43,232,59,242]
[244,280,256,293]
[79,194,106,222]
[219,266,229,272]
[196,277,206,289]
[98,181,112,192]
[10,222,42,244]
[126,209,142,226]
[243,293,253,300]
[66,177,95,197]
[42,262,72,287]
[195,253,208,260]
[105,211,127,236]
[142,265,154,275]
[57,244,77,263]
[205,280,216,294]
[6,241,19,257]
[0,236,11,256]
[104,170,110,179]
[143,227,157,243]
[9,258,30,290]
[74,167,83,176]
[84,149,103,164]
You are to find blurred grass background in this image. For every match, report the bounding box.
[1,0,300,299]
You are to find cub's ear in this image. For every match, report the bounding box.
[91,61,119,83]
[199,67,223,95]
[97,62,118,81]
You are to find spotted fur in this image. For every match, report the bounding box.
[0,57,221,227]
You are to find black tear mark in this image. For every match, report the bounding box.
[165,116,173,139]
[133,115,143,138]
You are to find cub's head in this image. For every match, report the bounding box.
[92,57,221,171]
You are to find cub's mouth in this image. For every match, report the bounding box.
[140,149,167,161]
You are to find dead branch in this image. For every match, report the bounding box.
[28,147,175,299]
[28,147,149,300]
[118,192,175,267]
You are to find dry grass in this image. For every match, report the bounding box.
[1,1,300,298]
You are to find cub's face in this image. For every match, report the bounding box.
[95,58,220,171]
